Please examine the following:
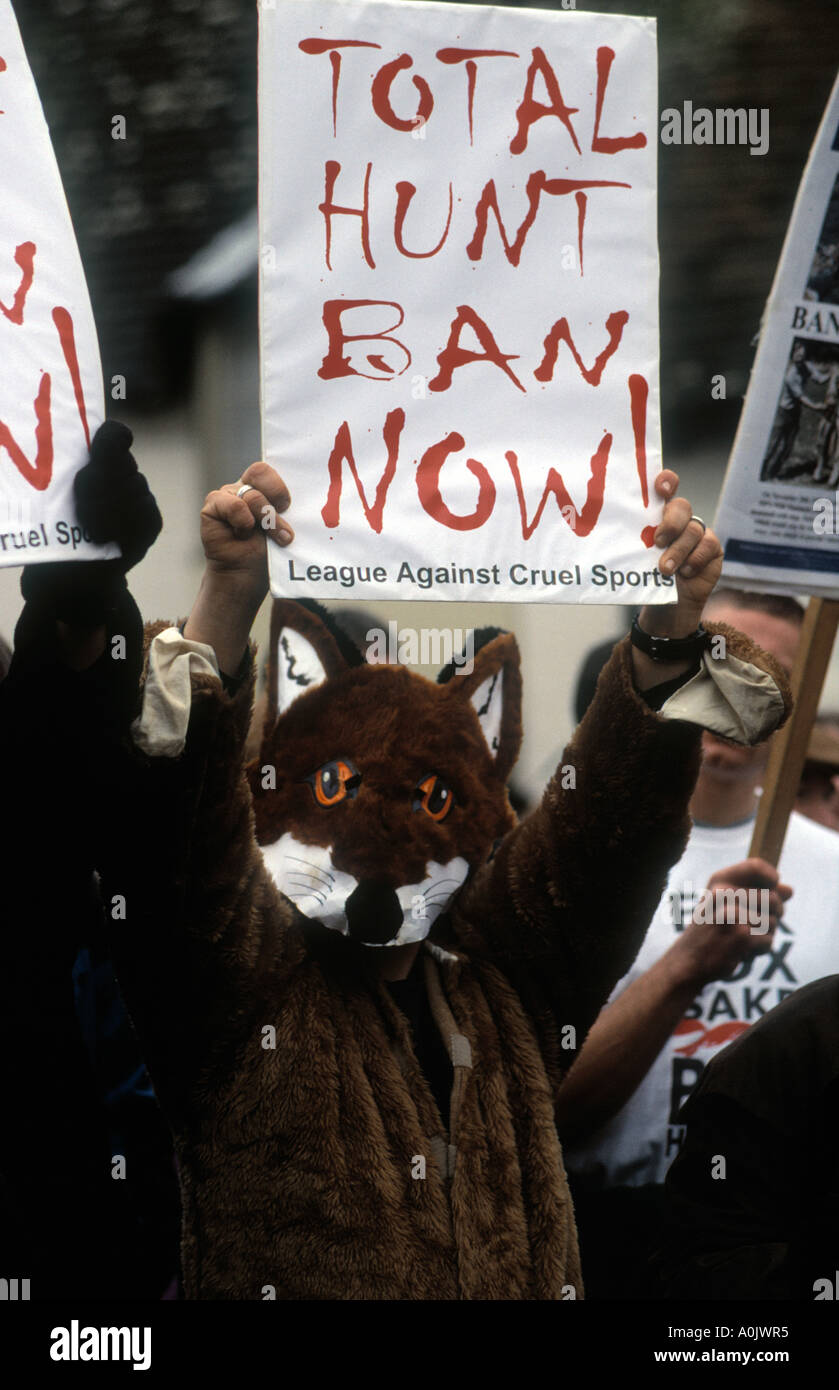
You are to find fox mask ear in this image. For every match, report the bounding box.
[268,600,357,721]
[442,630,522,781]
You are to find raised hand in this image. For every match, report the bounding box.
[199,462,293,602]
[20,420,161,627]
[644,469,723,636]
[185,463,293,677]
[672,858,793,986]
[74,420,162,571]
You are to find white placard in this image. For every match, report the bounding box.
[260,0,665,605]
[715,74,839,597]
[0,1,112,568]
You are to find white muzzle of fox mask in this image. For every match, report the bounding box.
[255,601,520,948]
[261,832,469,946]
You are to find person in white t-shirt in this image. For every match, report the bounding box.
[557,588,839,1298]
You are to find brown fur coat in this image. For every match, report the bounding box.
[106,624,788,1300]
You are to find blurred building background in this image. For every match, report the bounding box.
[1,0,838,798]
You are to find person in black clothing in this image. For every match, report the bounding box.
[652,974,839,1299]
[0,422,177,1299]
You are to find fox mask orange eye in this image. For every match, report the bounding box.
[414,774,455,821]
[306,759,361,807]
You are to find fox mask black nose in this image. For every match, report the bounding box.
[345,880,404,944]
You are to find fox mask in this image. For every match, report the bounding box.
[250,601,523,948]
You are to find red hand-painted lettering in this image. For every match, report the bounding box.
[505,434,611,539]
[53,306,92,449]
[0,307,90,491]
[0,242,36,325]
[321,409,405,532]
[534,311,629,385]
[467,173,631,269]
[415,434,496,530]
[510,47,581,156]
[371,53,434,133]
[393,181,453,258]
[298,39,381,137]
[0,371,54,491]
[319,161,375,271]
[435,48,518,145]
[429,304,524,394]
[318,300,411,381]
[592,48,647,154]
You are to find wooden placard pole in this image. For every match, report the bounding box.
[748,597,839,865]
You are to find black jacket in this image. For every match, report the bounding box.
[654,974,839,1299]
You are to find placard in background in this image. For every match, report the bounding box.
[0,0,111,569]
[716,74,839,597]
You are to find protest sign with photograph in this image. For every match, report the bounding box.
[715,74,839,598]
[0,0,110,569]
[259,0,663,604]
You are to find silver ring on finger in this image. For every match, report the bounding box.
[236,483,256,499]
[690,514,706,534]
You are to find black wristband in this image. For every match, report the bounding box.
[630,613,709,663]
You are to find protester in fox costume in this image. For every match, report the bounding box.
[108,460,791,1301]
